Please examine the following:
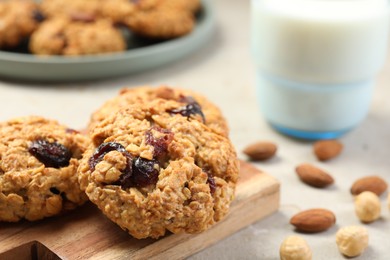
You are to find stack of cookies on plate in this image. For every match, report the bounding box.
[0,86,239,239]
[0,0,201,55]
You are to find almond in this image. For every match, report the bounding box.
[296,163,334,188]
[243,141,277,161]
[350,176,388,196]
[313,140,343,161]
[290,208,336,233]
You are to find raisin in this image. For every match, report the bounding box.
[50,187,60,195]
[131,157,159,187]
[206,172,216,195]
[178,95,194,104]
[32,10,45,22]
[116,157,159,189]
[145,126,173,159]
[88,142,128,171]
[65,128,80,134]
[168,96,205,123]
[29,140,71,168]
[90,142,160,189]
[70,12,95,23]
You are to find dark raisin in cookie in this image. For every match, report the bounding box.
[0,116,89,222]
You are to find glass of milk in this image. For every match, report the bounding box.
[251,0,390,139]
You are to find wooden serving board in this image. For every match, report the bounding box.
[0,161,280,260]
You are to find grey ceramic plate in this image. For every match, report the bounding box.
[0,0,214,82]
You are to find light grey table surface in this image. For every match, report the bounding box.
[1,0,390,259]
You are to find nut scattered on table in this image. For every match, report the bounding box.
[336,226,369,257]
[350,176,388,196]
[243,141,277,161]
[290,208,336,233]
[354,191,381,223]
[295,163,334,188]
[279,235,312,260]
[388,192,390,210]
[313,139,343,161]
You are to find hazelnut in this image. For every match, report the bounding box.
[279,235,312,260]
[388,192,390,210]
[354,191,381,223]
[336,226,369,257]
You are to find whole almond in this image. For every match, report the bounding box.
[290,208,336,233]
[296,163,334,188]
[350,176,388,196]
[243,141,277,161]
[313,140,343,161]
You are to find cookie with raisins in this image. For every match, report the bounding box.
[0,116,89,222]
[40,0,101,19]
[78,98,238,239]
[40,0,135,26]
[89,86,229,137]
[127,0,201,39]
[29,16,126,56]
[0,0,42,49]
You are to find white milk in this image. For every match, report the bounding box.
[256,75,373,137]
[251,0,390,139]
[252,0,390,84]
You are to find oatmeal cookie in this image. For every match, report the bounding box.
[0,116,89,222]
[0,0,41,49]
[89,86,229,137]
[99,0,136,25]
[40,0,101,19]
[78,99,239,239]
[168,0,201,13]
[128,0,200,39]
[40,0,135,25]
[135,0,201,13]
[29,16,126,56]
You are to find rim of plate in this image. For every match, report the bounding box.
[0,0,213,65]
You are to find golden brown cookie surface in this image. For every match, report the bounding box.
[89,86,229,137]
[128,0,200,39]
[40,0,101,18]
[40,0,135,25]
[79,98,238,239]
[29,16,126,56]
[0,116,89,222]
[0,0,41,49]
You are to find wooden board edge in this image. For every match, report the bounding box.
[131,176,280,260]
[0,161,280,260]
